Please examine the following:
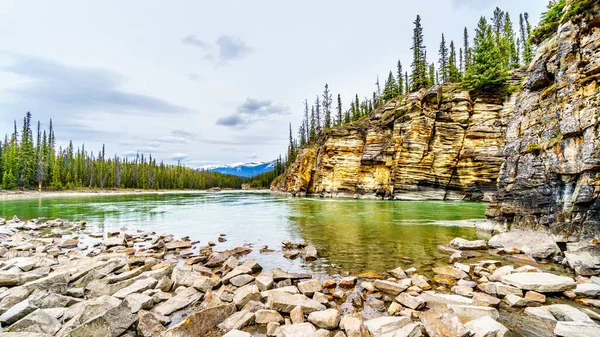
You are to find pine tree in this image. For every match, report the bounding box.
[336,94,342,126]
[287,123,296,163]
[298,123,306,146]
[448,41,460,82]
[504,12,519,68]
[438,34,449,83]
[404,72,409,95]
[309,106,316,141]
[459,48,464,75]
[465,16,509,91]
[19,112,36,188]
[382,71,399,101]
[463,27,471,71]
[520,13,534,64]
[411,15,428,91]
[428,63,435,87]
[315,96,321,131]
[322,84,332,128]
[397,60,404,96]
[355,95,361,119]
[303,100,310,142]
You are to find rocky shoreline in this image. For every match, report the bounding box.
[0,216,599,337]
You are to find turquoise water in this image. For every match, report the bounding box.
[0,191,488,273]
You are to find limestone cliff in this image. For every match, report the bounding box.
[274,79,522,200]
[487,5,600,238]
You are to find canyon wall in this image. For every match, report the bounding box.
[274,77,523,201]
[487,6,600,238]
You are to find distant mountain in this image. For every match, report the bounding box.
[199,161,276,178]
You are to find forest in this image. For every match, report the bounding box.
[0,112,248,190]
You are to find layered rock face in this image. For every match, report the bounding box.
[487,6,600,238]
[275,82,521,201]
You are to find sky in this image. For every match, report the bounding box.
[0,0,547,167]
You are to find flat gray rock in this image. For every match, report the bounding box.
[488,230,560,258]
[500,272,575,292]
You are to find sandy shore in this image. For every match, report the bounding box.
[0,189,213,201]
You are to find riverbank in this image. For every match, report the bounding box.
[0,215,599,336]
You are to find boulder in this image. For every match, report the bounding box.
[256,275,274,291]
[448,238,487,250]
[266,291,326,314]
[395,293,426,310]
[153,287,202,316]
[0,299,37,325]
[298,279,322,297]
[419,308,470,337]
[574,282,600,297]
[217,310,255,332]
[389,267,407,279]
[278,322,317,337]
[137,310,166,337]
[305,245,318,260]
[69,302,137,337]
[524,306,557,323]
[124,293,154,313]
[161,304,236,336]
[500,272,576,292]
[308,309,341,329]
[447,304,499,323]
[548,304,595,323]
[554,321,600,337]
[488,231,560,259]
[290,306,304,324]
[374,279,410,295]
[171,266,215,292]
[4,309,61,335]
[564,242,600,276]
[364,316,411,337]
[233,284,260,309]
[230,275,255,287]
[113,278,158,299]
[464,316,508,337]
[255,309,283,324]
[432,266,468,280]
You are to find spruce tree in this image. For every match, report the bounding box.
[520,13,534,64]
[411,15,427,91]
[336,94,342,126]
[504,12,519,68]
[404,72,409,95]
[463,27,471,71]
[397,60,404,96]
[428,63,435,88]
[350,101,356,122]
[465,16,509,91]
[309,106,316,141]
[298,123,306,147]
[448,41,460,82]
[355,95,361,119]
[304,100,310,142]
[315,96,321,131]
[322,84,332,128]
[382,71,399,101]
[438,34,449,83]
[459,48,464,75]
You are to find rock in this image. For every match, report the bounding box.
[271,269,312,281]
[153,287,202,316]
[104,236,126,247]
[395,293,426,310]
[417,292,473,308]
[171,266,215,292]
[230,274,255,287]
[500,272,576,292]
[22,272,69,294]
[156,276,173,292]
[524,291,546,303]
[503,294,540,307]
[564,242,600,276]
[222,266,253,284]
[60,237,79,249]
[124,293,154,313]
[165,240,191,250]
[278,322,317,337]
[449,238,487,250]
[291,306,304,324]
[256,275,274,291]
[298,279,322,297]
[574,282,600,297]
[69,302,137,337]
[343,316,369,337]
[489,265,514,282]
[217,310,255,332]
[554,321,600,337]
[374,279,410,295]
[387,302,402,316]
[161,303,236,337]
[420,308,470,337]
[223,330,252,337]
[472,293,501,307]
[308,309,341,329]
[432,266,468,280]
[266,322,280,336]
[255,309,283,324]
[0,299,37,325]
[267,290,326,314]
[464,316,508,337]
[488,231,560,259]
[524,306,557,323]
[233,284,260,309]
[364,316,411,337]
[389,267,407,279]
[137,310,166,337]
[392,322,424,337]
[340,276,357,288]
[113,277,158,299]
[447,304,499,323]
[305,245,318,260]
[548,304,595,323]
[453,263,470,274]
[4,309,61,335]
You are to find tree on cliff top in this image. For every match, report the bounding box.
[382,71,399,101]
[411,15,428,91]
[465,16,509,91]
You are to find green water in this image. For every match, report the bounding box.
[0,191,488,273]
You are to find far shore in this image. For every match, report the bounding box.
[0,188,270,201]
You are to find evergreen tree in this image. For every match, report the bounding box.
[410,15,428,91]
[309,106,316,141]
[350,101,357,121]
[315,96,321,131]
[19,112,36,188]
[465,16,509,91]
[397,60,404,96]
[287,123,296,163]
[438,34,449,82]
[404,72,409,95]
[298,123,306,146]
[504,12,519,68]
[382,71,399,101]
[336,94,342,126]
[520,13,534,64]
[428,63,435,88]
[304,100,310,142]
[355,95,361,119]
[463,27,471,71]
[322,84,332,128]
[459,47,464,74]
[448,41,460,82]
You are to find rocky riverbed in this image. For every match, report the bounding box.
[0,216,599,337]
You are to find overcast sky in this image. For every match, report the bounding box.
[0,0,546,167]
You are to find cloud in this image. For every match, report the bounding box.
[181,35,210,49]
[170,153,188,161]
[182,34,252,66]
[0,52,192,115]
[451,0,494,9]
[216,98,290,128]
[188,72,202,81]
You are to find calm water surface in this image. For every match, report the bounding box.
[0,191,488,273]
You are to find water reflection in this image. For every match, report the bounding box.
[0,192,487,273]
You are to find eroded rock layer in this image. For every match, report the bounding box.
[487,6,600,238]
[275,81,521,201]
